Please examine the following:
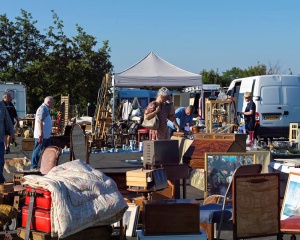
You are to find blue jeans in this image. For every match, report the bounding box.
[168,127,177,138]
[0,142,5,183]
[31,138,51,169]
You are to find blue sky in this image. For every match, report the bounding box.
[2,0,300,75]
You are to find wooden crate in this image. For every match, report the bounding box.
[22,138,35,151]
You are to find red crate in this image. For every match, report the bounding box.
[22,206,51,233]
[25,186,52,209]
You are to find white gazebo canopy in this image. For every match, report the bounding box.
[113,52,202,88]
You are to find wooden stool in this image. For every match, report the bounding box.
[138,128,149,142]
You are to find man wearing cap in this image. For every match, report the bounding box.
[242,92,256,134]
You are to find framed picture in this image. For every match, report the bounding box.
[205,152,256,198]
[281,172,300,220]
[114,203,140,237]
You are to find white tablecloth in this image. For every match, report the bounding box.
[268,160,300,174]
[268,160,300,198]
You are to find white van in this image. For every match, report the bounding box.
[0,82,27,118]
[227,75,300,139]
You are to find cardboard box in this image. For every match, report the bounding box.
[22,138,35,151]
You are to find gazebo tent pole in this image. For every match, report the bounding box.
[112,75,115,148]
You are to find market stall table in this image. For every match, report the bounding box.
[268,159,300,198]
[19,117,35,130]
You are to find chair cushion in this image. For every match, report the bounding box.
[200,203,232,224]
[138,128,150,133]
[281,215,300,231]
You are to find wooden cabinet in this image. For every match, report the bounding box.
[183,133,247,169]
[205,99,235,133]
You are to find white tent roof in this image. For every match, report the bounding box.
[113,52,202,88]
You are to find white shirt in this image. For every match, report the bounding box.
[34,103,52,139]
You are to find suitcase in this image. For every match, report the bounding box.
[17,225,113,240]
[22,206,51,233]
[142,199,200,235]
[24,186,52,209]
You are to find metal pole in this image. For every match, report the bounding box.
[112,75,115,148]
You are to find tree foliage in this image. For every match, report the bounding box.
[200,63,269,87]
[0,10,292,114]
[0,9,112,113]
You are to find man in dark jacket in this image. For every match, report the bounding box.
[0,98,14,182]
[2,92,19,154]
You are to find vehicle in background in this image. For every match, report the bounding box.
[227,75,300,139]
[184,84,222,119]
[0,81,26,118]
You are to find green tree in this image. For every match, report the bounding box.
[0,9,113,113]
[0,10,48,83]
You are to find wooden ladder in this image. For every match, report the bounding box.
[93,73,112,143]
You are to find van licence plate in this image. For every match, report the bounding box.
[264,116,279,120]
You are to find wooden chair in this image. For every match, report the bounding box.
[200,164,262,240]
[232,173,280,240]
[69,124,90,164]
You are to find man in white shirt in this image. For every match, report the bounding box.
[30,96,54,170]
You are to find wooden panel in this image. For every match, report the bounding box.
[142,199,200,235]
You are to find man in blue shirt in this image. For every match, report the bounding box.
[31,96,54,170]
[167,105,195,137]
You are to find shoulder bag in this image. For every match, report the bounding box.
[142,102,160,130]
[146,154,168,191]
[142,115,159,130]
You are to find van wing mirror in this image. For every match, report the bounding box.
[254,96,260,101]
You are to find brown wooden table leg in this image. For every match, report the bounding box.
[182,179,186,199]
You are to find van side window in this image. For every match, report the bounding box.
[261,86,281,105]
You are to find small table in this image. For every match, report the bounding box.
[127,187,156,200]
[127,185,169,200]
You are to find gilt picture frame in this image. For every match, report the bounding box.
[281,172,300,220]
[205,152,256,198]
